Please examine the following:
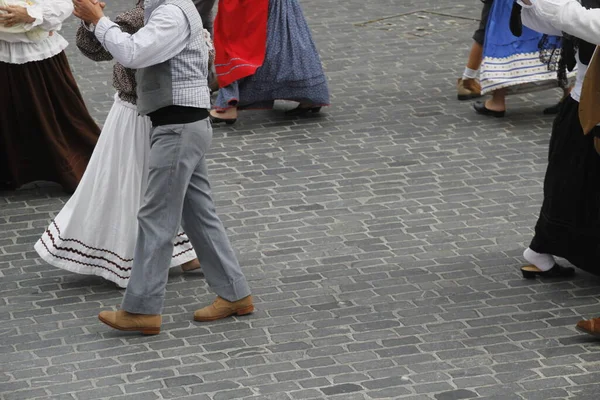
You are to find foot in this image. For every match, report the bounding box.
[523,248,555,271]
[457,78,482,101]
[210,108,237,125]
[576,318,600,338]
[285,104,322,116]
[98,310,161,335]
[473,100,506,117]
[194,295,254,322]
[543,96,567,115]
[181,258,201,272]
[520,264,575,279]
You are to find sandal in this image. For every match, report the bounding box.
[473,101,505,118]
[521,264,575,279]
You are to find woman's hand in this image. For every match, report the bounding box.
[0,5,35,27]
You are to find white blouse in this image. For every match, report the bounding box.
[520,0,600,46]
[0,0,73,64]
[519,0,597,102]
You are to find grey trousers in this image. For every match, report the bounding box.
[122,119,251,315]
[193,0,217,34]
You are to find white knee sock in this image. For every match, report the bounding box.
[523,248,555,271]
[462,67,478,80]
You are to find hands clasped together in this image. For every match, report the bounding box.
[72,0,106,25]
[0,0,107,30]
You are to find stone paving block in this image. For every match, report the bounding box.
[3,1,600,399]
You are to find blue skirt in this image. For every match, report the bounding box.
[480,0,564,94]
[215,0,330,110]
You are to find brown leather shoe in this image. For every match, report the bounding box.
[576,317,600,338]
[98,310,161,335]
[194,295,254,322]
[457,78,482,100]
[181,258,201,272]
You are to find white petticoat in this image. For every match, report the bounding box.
[35,95,197,288]
[0,33,68,64]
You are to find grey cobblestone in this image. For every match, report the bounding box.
[2,0,600,399]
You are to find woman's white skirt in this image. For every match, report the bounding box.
[35,95,197,288]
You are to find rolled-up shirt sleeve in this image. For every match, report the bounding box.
[25,0,73,32]
[94,4,190,69]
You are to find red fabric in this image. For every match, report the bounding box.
[214,0,269,88]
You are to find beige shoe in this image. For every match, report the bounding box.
[457,78,482,100]
[576,317,600,338]
[194,295,254,322]
[181,258,201,272]
[98,310,161,335]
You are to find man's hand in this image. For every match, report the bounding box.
[73,0,106,25]
[520,0,533,5]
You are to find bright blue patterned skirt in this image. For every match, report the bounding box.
[480,0,565,95]
[214,0,330,110]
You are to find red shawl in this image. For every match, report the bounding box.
[213,0,269,88]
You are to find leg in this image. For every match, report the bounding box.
[465,41,484,72]
[180,124,250,302]
[122,123,207,315]
[485,88,507,112]
[211,82,240,124]
[457,41,483,100]
[457,0,490,100]
[468,0,490,74]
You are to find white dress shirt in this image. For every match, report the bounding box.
[519,0,600,102]
[520,0,600,45]
[0,0,72,64]
[94,4,191,70]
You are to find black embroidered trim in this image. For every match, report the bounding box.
[50,220,190,263]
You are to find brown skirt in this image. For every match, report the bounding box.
[0,51,100,193]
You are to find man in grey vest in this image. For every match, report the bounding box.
[73,0,253,335]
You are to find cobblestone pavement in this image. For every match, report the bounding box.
[3,1,600,399]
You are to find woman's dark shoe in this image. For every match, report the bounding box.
[285,105,322,116]
[473,101,506,118]
[543,98,566,115]
[210,115,237,125]
[521,264,575,279]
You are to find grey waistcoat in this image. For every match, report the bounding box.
[136,0,211,115]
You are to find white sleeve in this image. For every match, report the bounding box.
[26,0,73,32]
[518,2,563,36]
[532,0,600,45]
[94,4,191,69]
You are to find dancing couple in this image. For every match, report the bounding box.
[38,0,253,334]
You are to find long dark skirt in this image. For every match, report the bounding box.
[530,96,600,275]
[0,51,100,193]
